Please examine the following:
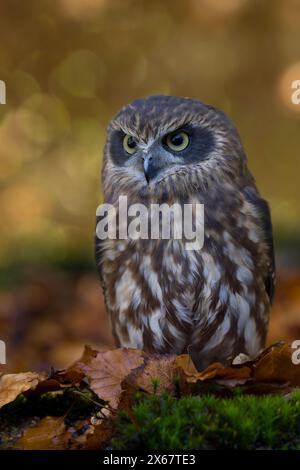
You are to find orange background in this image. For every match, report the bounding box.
[0,0,299,372]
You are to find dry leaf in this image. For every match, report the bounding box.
[80,348,146,408]
[32,377,69,395]
[175,354,199,376]
[123,354,177,394]
[86,420,114,449]
[68,344,98,371]
[15,416,67,450]
[0,371,47,408]
[176,357,251,385]
[254,343,300,385]
[197,362,252,382]
[55,345,99,385]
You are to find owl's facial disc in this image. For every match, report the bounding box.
[109,122,215,185]
[143,130,190,183]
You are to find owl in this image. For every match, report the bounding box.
[95,96,275,370]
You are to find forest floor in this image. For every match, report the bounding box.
[1,266,300,449]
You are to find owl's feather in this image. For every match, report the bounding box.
[95,96,275,369]
[242,185,275,303]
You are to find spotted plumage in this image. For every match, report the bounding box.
[95,95,275,370]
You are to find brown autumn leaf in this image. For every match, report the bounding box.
[175,354,199,376]
[86,420,115,450]
[254,342,300,385]
[197,362,252,382]
[32,377,69,395]
[173,354,199,394]
[15,416,68,450]
[68,344,98,372]
[27,346,99,395]
[176,356,252,386]
[123,354,177,395]
[0,371,47,409]
[54,345,99,386]
[79,348,146,409]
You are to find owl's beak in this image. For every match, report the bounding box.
[143,156,158,183]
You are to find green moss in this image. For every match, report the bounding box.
[112,391,300,450]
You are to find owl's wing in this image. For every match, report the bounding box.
[243,186,276,304]
[95,219,107,300]
[95,229,103,278]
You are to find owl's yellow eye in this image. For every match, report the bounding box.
[165,131,189,152]
[123,134,138,154]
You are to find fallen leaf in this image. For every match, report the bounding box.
[175,354,251,385]
[123,354,177,394]
[69,344,99,370]
[0,371,47,408]
[56,345,99,385]
[254,342,300,385]
[86,420,114,449]
[32,377,68,395]
[80,348,146,409]
[196,362,252,382]
[15,416,67,450]
[175,354,199,376]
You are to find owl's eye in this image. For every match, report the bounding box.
[123,134,138,154]
[165,131,190,152]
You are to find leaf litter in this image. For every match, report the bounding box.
[1,341,300,449]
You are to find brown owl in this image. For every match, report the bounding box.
[95,96,275,370]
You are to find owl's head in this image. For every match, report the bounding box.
[102,96,249,202]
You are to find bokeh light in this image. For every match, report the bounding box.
[0,0,300,371]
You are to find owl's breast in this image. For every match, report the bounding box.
[100,189,271,359]
[101,237,194,353]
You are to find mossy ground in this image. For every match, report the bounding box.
[112,390,300,450]
[2,388,300,449]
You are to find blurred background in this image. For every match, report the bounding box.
[0,0,300,372]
